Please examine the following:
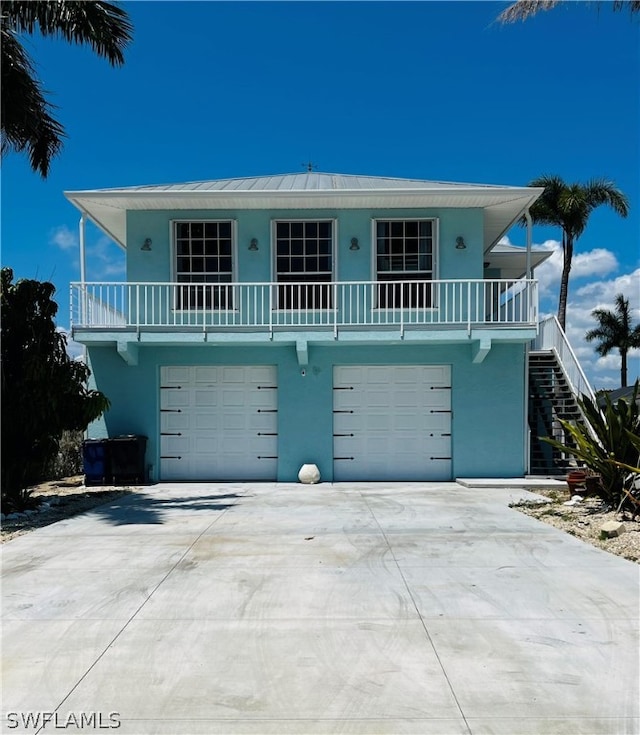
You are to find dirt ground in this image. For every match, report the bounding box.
[2,478,639,563]
[1,476,134,543]
[511,487,640,564]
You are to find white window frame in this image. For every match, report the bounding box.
[171,219,237,311]
[271,218,337,311]
[370,217,439,309]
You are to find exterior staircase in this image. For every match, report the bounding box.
[528,317,596,476]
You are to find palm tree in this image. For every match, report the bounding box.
[526,175,629,331]
[1,1,133,178]
[497,0,640,24]
[586,293,640,388]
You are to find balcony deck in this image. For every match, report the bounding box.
[71,279,538,339]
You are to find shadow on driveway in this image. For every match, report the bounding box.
[88,490,244,526]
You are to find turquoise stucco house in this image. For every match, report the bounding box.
[67,171,573,483]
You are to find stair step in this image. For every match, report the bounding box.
[528,350,591,475]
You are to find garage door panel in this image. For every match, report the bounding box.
[334,365,451,481]
[194,366,220,383]
[394,415,423,432]
[251,413,278,430]
[161,411,189,429]
[218,366,247,383]
[253,391,277,408]
[160,366,277,481]
[162,390,189,409]
[162,435,189,453]
[220,389,246,407]
[239,435,276,453]
[250,365,277,381]
[220,413,246,431]
[193,434,216,451]
[161,458,183,478]
[336,366,363,382]
[163,367,190,384]
[193,390,217,407]
[193,413,218,430]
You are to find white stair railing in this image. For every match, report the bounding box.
[533,315,596,403]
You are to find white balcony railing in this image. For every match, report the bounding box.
[70,279,538,335]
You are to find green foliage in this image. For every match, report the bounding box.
[525,175,629,331]
[542,381,640,510]
[1,268,110,509]
[585,293,640,388]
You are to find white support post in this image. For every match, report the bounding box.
[79,215,87,284]
[524,209,532,281]
[79,215,88,327]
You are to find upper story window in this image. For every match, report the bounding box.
[275,220,333,309]
[375,219,435,308]
[174,221,233,309]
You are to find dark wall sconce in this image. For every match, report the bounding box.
[350,237,360,251]
[249,238,259,251]
[141,238,152,251]
[455,236,466,250]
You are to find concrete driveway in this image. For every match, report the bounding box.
[1,482,638,735]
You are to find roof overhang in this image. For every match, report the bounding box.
[484,243,552,279]
[65,180,543,250]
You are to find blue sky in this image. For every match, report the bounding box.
[2,1,638,389]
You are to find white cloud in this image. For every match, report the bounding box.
[57,326,85,361]
[86,236,125,280]
[561,268,640,391]
[528,239,562,295]
[531,236,639,389]
[49,225,125,280]
[574,269,640,307]
[573,249,619,279]
[533,240,619,298]
[50,225,78,251]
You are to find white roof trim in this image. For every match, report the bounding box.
[65,172,543,249]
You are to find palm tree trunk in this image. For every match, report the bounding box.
[621,348,628,387]
[557,233,573,331]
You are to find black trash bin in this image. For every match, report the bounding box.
[82,439,111,486]
[110,435,147,484]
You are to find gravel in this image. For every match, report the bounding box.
[512,488,640,563]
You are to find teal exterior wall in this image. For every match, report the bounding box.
[82,204,530,483]
[126,208,484,284]
[87,340,527,482]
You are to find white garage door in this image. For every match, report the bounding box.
[333,365,451,481]
[160,366,277,480]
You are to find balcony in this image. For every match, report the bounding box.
[71,279,538,339]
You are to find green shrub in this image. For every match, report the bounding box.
[542,380,640,510]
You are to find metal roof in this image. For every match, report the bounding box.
[486,243,552,279]
[83,172,523,193]
[65,172,544,249]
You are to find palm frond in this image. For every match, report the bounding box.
[2,0,133,66]
[497,0,561,24]
[612,1,640,13]
[0,27,65,177]
[526,174,566,227]
[498,0,640,24]
[583,178,630,218]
